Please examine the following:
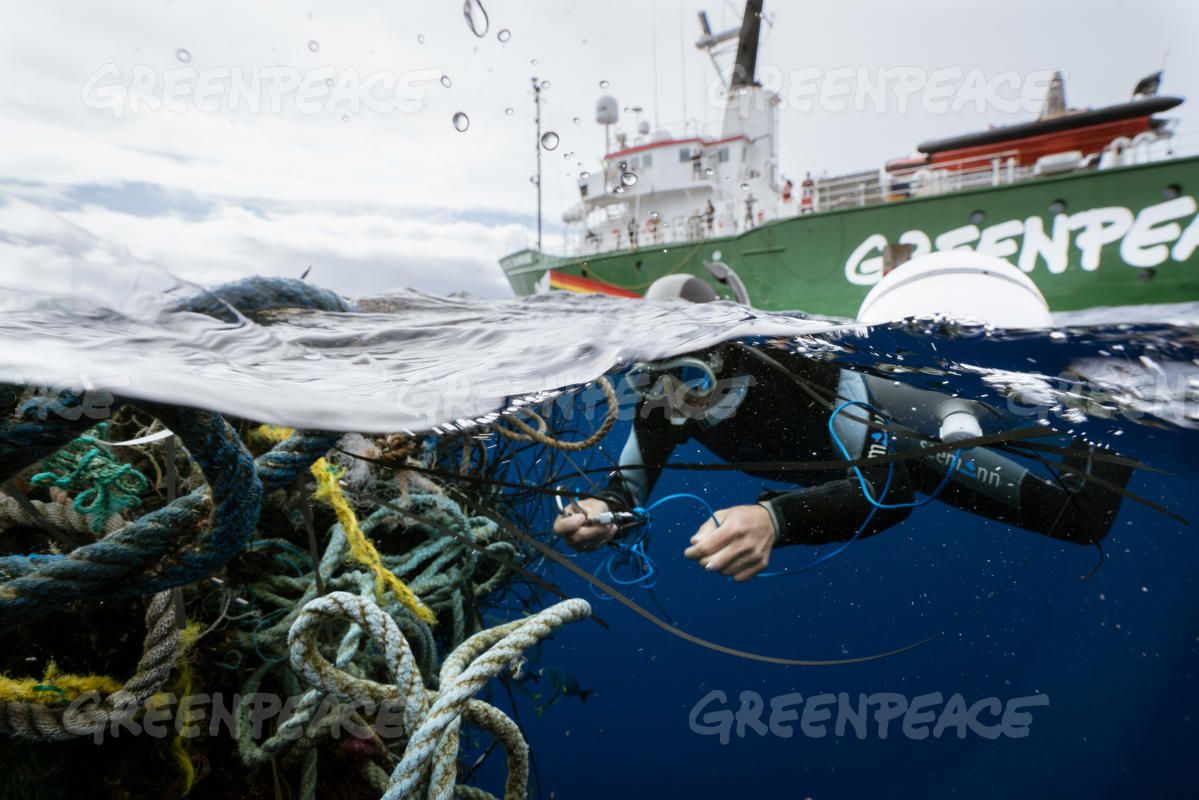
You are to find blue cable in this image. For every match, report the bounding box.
[828,401,963,510]
[584,402,966,590]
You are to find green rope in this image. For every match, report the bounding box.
[29,423,149,535]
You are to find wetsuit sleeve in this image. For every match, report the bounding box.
[596,412,690,512]
[759,466,915,547]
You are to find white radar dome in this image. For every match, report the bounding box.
[857,251,1052,328]
[595,95,619,125]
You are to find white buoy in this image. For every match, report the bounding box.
[857,250,1052,328]
[856,251,1053,443]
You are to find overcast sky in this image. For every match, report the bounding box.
[1,0,1195,301]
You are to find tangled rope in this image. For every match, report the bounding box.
[494,376,617,451]
[30,422,148,534]
[0,276,598,799]
[0,276,349,625]
[288,592,591,800]
[0,407,338,623]
[0,591,180,740]
[0,490,127,537]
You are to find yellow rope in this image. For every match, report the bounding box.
[253,426,436,626]
[149,623,203,796]
[0,662,124,704]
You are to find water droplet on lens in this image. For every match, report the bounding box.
[620,172,637,186]
[417,33,426,44]
[452,111,470,132]
[740,181,749,191]
[308,40,320,52]
[497,28,511,43]
[463,0,490,38]
[540,80,550,89]
[504,107,514,116]
[176,48,191,63]
[580,171,591,179]
[572,117,581,124]
[599,79,609,89]
[541,131,559,150]
[440,74,452,88]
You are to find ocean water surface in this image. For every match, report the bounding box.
[1,271,1196,799]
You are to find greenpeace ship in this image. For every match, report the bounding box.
[499,0,1198,315]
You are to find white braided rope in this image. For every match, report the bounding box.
[385,598,591,800]
[288,591,590,800]
[0,494,126,536]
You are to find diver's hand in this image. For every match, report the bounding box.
[683,504,775,582]
[553,498,617,552]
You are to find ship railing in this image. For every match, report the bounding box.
[793,149,1029,214]
[564,210,751,255]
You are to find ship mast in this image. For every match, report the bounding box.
[532,76,543,252]
[730,0,764,89]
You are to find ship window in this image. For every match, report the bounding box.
[630,156,640,169]
[718,147,730,163]
[679,147,691,162]
[643,154,652,168]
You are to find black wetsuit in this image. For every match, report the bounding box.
[597,344,1129,547]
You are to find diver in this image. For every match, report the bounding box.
[553,275,1133,582]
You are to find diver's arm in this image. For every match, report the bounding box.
[759,469,915,547]
[595,413,688,512]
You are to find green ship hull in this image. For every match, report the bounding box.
[501,157,1199,316]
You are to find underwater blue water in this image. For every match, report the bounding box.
[462,323,1199,800]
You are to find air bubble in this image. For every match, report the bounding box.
[452,111,470,132]
[497,28,511,43]
[540,80,550,89]
[620,172,637,186]
[740,182,750,191]
[599,79,609,89]
[541,132,559,150]
[175,48,191,63]
[417,33,426,44]
[308,40,320,52]
[504,107,514,116]
[440,75,452,88]
[580,171,591,179]
[572,117,581,124]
